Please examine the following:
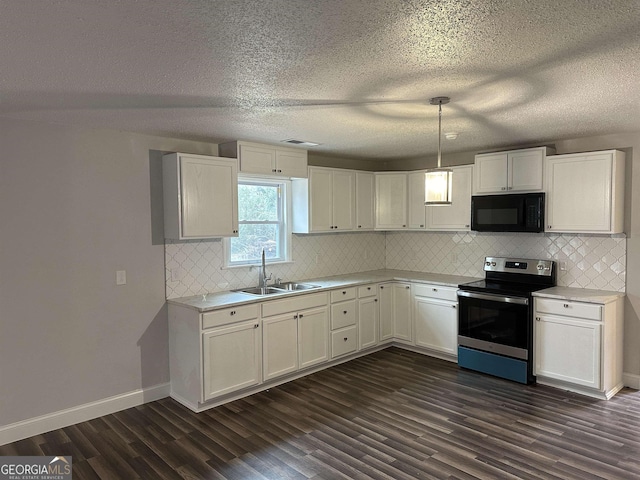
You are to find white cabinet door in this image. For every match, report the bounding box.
[332,170,356,231]
[393,283,413,344]
[535,314,602,389]
[509,149,544,191]
[378,284,394,342]
[163,153,238,240]
[275,149,308,178]
[474,153,507,193]
[414,297,457,356]
[202,320,262,401]
[263,314,298,381]
[375,173,407,229]
[298,307,329,369]
[309,168,334,232]
[358,296,378,349]
[356,172,375,230]
[407,171,426,229]
[545,151,624,233]
[237,143,277,175]
[474,147,545,194]
[427,165,472,231]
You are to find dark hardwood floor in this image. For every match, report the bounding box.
[3,347,640,479]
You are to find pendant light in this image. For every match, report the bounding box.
[425,96,453,205]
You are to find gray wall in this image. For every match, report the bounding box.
[1,116,638,432]
[0,118,217,426]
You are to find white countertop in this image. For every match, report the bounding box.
[533,286,625,304]
[167,269,482,312]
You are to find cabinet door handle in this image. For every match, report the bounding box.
[501,187,507,191]
[367,287,371,290]
[406,286,410,289]
[536,317,541,321]
[344,337,348,342]
[465,224,470,228]
[254,324,259,328]
[420,224,424,228]
[358,225,362,228]
[380,286,384,289]
[272,168,277,172]
[374,299,378,302]
[548,225,552,229]
[294,314,298,319]
[343,310,348,314]
[299,314,304,318]
[277,169,282,173]
[451,305,456,309]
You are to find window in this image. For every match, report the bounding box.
[225,178,291,266]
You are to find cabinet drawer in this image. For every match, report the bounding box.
[331,287,357,302]
[202,304,259,329]
[331,326,358,358]
[358,284,377,298]
[262,292,328,318]
[331,300,357,329]
[535,298,602,321]
[412,284,458,302]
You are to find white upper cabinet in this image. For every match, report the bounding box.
[219,140,308,178]
[545,150,625,234]
[407,171,426,229]
[355,172,375,230]
[375,172,407,229]
[292,167,356,233]
[426,165,473,231]
[163,153,238,240]
[474,146,553,194]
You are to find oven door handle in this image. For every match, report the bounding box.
[457,290,529,305]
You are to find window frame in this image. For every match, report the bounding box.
[223,176,292,268]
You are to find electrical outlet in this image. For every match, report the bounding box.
[116,270,127,285]
[560,261,567,271]
[170,268,182,281]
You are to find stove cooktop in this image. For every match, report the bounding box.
[458,279,551,297]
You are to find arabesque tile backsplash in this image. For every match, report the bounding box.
[165,232,626,299]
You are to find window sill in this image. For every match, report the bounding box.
[221,260,295,270]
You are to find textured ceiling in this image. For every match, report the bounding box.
[1,0,639,161]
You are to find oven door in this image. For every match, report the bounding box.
[457,290,531,360]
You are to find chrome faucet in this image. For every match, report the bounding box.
[259,249,272,287]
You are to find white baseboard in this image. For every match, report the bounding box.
[623,372,640,390]
[0,383,170,446]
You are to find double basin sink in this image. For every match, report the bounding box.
[235,282,321,296]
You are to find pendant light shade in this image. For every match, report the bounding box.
[425,96,453,205]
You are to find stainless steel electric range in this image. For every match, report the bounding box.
[457,256,556,384]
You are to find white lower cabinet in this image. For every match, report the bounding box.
[168,303,261,409]
[534,295,624,399]
[262,314,299,381]
[413,284,458,360]
[358,284,379,350]
[203,320,262,401]
[378,282,412,345]
[330,287,358,358]
[262,292,329,381]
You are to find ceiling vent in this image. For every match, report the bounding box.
[281,139,320,147]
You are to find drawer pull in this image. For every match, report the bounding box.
[536,317,541,321]
[254,324,259,328]
[432,288,438,292]
[374,299,378,302]
[230,311,236,316]
[451,305,456,309]
[406,286,410,289]
[367,287,371,290]
[342,291,347,295]
[344,337,348,342]
[343,310,348,314]
[563,304,569,308]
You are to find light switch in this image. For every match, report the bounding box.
[116,270,127,285]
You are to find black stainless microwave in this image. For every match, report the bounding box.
[471,193,544,232]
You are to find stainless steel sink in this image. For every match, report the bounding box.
[235,286,285,296]
[234,282,320,296]
[271,282,320,291]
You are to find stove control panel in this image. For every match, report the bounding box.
[484,257,554,276]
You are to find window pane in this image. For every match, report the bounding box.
[238,184,279,221]
[230,224,280,263]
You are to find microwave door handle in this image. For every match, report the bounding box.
[457,290,529,305]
